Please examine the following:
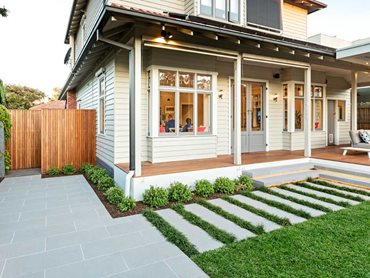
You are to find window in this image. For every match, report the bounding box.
[338,100,346,121]
[311,86,323,130]
[283,84,288,131]
[98,76,105,134]
[159,70,213,136]
[200,0,240,23]
[247,0,282,31]
[295,84,304,130]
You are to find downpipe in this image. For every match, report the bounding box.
[125,170,135,197]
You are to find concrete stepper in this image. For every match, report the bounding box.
[157,209,223,252]
[271,187,343,211]
[319,172,370,188]
[317,179,370,193]
[314,164,370,179]
[231,195,306,224]
[251,191,325,217]
[252,170,320,187]
[184,204,255,241]
[291,184,360,205]
[243,163,314,178]
[304,182,370,201]
[208,199,281,232]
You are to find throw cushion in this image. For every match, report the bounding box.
[359,130,370,144]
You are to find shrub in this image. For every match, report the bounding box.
[89,168,108,184]
[168,182,192,203]
[62,164,76,175]
[4,150,10,174]
[0,104,12,142]
[48,167,61,176]
[194,179,214,198]
[97,176,115,191]
[85,166,96,179]
[80,163,94,174]
[117,196,136,212]
[235,175,254,192]
[214,177,236,194]
[105,187,124,205]
[143,186,169,208]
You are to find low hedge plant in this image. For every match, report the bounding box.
[80,163,94,174]
[105,187,124,205]
[90,168,108,184]
[168,182,192,203]
[97,176,115,191]
[143,186,169,208]
[194,179,214,198]
[214,177,236,194]
[117,196,136,212]
[235,175,254,192]
[62,164,76,175]
[48,167,61,176]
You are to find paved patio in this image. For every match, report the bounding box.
[0,174,206,278]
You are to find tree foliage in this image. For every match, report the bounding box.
[0,80,6,105]
[0,6,8,17]
[49,87,62,101]
[5,84,46,110]
[0,104,11,142]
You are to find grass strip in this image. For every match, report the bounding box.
[172,204,236,244]
[257,187,332,213]
[193,202,370,278]
[241,191,311,219]
[280,185,351,208]
[310,179,370,197]
[142,209,199,257]
[297,182,365,202]
[197,199,265,235]
[222,196,291,226]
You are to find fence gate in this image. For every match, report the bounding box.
[7,110,96,173]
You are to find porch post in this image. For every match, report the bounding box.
[351,71,358,131]
[304,66,312,157]
[234,54,242,165]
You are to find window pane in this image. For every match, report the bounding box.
[251,84,263,131]
[241,84,247,131]
[179,72,195,88]
[295,84,304,97]
[229,0,239,22]
[197,74,212,90]
[338,100,346,121]
[215,0,226,19]
[99,98,105,133]
[247,0,282,30]
[180,93,194,133]
[283,98,288,131]
[159,70,176,87]
[160,91,176,134]
[200,0,212,16]
[314,100,323,130]
[314,86,323,98]
[198,93,211,133]
[99,79,105,97]
[295,99,304,130]
[283,84,288,98]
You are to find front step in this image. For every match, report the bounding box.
[319,172,370,188]
[252,170,319,187]
[243,163,314,178]
[314,164,370,179]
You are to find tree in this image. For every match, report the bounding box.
[49,87,62,101]
[5,84,46,110]
[0,80,6,105]
[0,6,8,17]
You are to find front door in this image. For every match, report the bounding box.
[233,81,266,153]
[327,100,336,145]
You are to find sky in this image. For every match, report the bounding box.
[0,0,369,96]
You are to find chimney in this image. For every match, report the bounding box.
[66,90,77,109]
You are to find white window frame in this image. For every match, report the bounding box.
[337,99,346,122]
[199,0,241,24]
[311,85,325,131]
[147,66,217,138]
[98,75,106,135]
[80,15,87,49]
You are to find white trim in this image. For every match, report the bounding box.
[304,67,312,157]
[97,74,106,135]
[134,37,142,176]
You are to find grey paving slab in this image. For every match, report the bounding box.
[252,191,325,217]
[231,195,306,224]
[0,231,14,245]
[120,241,180,269]
[109,261,177,278]
[165,255,207,278]
[272,188,343,211]
[319,173,370,188]
[317,179,370,193]
[0,212,19,224]
[20,207,70,222]
[2,245,83,278]
[45,253,127,278]
[157,209,223,252]
[289,185,360,205]
[0,238,45,260]
[0,218,46,234]
[184,203,255,240]
[208,199,280,232]
[106,218,154,237]
[304,182,370,201]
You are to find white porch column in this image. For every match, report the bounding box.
[304,66,312,157]
[134,37,142,176]
[233,54,242,165]
[351,71,358,131]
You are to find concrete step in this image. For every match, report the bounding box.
[243,163,314,178]
[304,182,370,201]
[231,195,306,224]
[314,164,370,179]
[157,209,223,252]
[271,187,343,211]
[251,191,325,217]
[208,199,281,232]
[252,170,320,187]
[319,172,370,188]
[184,204,255,241]
[290,185,360,205]
[317,179,370,193]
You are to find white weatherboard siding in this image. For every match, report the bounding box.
[76,59,115,172]
[108,0,185,13]
[282,2,307,41]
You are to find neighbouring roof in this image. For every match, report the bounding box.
[30,100,66,110]
[285,0,327,14]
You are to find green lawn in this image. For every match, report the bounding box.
[193,202,370,278]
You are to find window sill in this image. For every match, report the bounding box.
[148,134,216,139]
